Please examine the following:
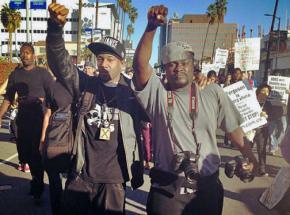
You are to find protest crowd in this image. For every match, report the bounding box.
[0,2,290,215]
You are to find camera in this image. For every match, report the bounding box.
[172,151,200,184]
[225,156,255,183]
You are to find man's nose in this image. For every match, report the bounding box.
[100,59,109,68]
[175,63,184,71]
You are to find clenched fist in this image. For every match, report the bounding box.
[147,5,168,29]
[48,3,69,26]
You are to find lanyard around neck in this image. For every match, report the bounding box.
[166,83,201,155]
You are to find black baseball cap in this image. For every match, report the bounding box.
[88,36,126,60]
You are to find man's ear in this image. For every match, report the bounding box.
[121,60,126,71]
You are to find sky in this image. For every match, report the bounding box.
[97,0,290,65]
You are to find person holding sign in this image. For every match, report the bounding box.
[253,83,272,176]
[132,5,258,215]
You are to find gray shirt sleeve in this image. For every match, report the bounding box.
[131,74,165,119]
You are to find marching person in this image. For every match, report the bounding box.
[132,5,258,215]
[0,43,54,204]
[46,3,144,214]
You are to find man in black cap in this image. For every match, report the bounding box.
[46,3,144,215]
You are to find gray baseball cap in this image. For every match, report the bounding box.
[162,41,194,65]
[84,61,96,68]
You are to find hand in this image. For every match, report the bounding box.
[48,3,69,26]
[147,5,168,29]
[195,74,209,90]
[39,141,45,156]
[243,159,258,176]
[260,111,268,118]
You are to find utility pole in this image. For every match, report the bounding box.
[26,0,30,42]
[77,0,82,64]
[275,17,281,71]
[264,0,279,82]
[95,0,99,30]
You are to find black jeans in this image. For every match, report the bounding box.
[16,106,44,197]
[47,171,63,215]
[253,127,269,173]
[147,177,224,215]
[62,175,125,215]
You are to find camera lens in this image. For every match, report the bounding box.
[184,164,199,184]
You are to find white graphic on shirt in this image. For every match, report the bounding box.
[86,104,119,132]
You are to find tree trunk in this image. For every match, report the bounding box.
[77,0,82,64]
[201,22,210,69]
[212,21,220,61]
[113,0,120,38]
[121,10,125,42]
[9,32,12,63]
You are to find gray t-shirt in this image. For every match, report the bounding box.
[132,74,243,176]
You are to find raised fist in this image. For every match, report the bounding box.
[147,5,168,28]
[48,3,69,26]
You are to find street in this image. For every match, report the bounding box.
[0,127,288,215]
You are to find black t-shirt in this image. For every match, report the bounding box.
[45,81,73,112]
[5,66,53,105]
[82,82,128,183]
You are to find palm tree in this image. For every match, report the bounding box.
[126,23,134,40]
[117,0,125,39]
[128,6,137,24]
[121,0,132,41]
[126,6,137,40]
[0,3,21,62]
[201,3,217,66]
[211,0,227,60]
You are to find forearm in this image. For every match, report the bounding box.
[0,100,11,119]
[132,25,156,90]
[41,109,51,143]
[228,127,257,164]
[46,19,79,95]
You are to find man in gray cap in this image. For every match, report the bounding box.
[46,3,144,215]
[83,61,97,77]
[132,5,258,215]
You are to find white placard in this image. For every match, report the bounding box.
[214,48,229,69]
[224,81,267,133]
[267,75,290,105]
[234,38,261,71]
[201,63,220,75]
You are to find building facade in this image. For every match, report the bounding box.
[159,14,237,63]
[258,30,290,82]
[0,0,119,62]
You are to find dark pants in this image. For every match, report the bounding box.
[16,105,44,197]
[254,127,269,173]
[62,176,125,215]
[147,178,224,215]
[47,171,63,215]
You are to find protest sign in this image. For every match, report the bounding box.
[224,81,267,132]
[201,63,220,75]
[267,75,290,105]
[214,48,228,68]
[235,38,260,71]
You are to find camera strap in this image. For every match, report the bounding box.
[166,83,201,156]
